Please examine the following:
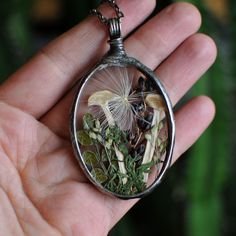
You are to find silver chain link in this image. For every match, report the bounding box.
[91,0,124,25]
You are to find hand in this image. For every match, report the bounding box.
[0,1,216,235]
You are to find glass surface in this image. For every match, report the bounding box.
[75,65,169,196]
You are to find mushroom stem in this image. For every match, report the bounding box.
[100,105,127,184]
[88,90,127,185]
[142,110,161,182]
[141,93,165,183]
[149,111,161,159]
[103,105,115,127]
[114,146,128,184]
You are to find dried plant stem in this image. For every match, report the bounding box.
[97,99,128,185]
[142,111,161,182]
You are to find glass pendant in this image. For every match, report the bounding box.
[70,1,175,199]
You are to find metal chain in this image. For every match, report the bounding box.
[91,0,124,25]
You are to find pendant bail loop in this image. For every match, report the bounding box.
[108,18,121,39]
[107,18,126,56]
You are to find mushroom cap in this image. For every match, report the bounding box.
[88,90,115,107]
[145,93,165,110]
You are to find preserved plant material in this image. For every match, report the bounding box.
[74,66,169,196]
[70,0,175,199]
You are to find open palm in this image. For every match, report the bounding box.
[0,1,216,236]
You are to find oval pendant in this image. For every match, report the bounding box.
[70,13,175,199]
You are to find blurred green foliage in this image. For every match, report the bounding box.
[0,0,235,236]
[0,0,34,80]
[183,2,231,236]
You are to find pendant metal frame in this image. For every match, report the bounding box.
[70,40,175,200]
[70,7,175,199]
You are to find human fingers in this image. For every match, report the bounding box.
[24,96,215,236]
[157,33,217,105]
[106,96,215,231]
[0,0,156,118]
[41,2,203,138]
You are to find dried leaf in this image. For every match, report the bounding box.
[118,144,128,155]
[77,130,92,146]
[137,161,155,173]
[83,113,94,130]
[83,151,98,165]
[91,168,108,184]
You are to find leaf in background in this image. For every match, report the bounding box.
[181,1,230,236]
[0,0,35,79]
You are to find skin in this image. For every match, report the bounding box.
[0,1,217,236]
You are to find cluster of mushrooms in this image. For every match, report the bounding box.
[87,76,166,185]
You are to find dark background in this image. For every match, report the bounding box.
[0,0,235,236]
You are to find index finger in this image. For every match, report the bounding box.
[0,0,156,118]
